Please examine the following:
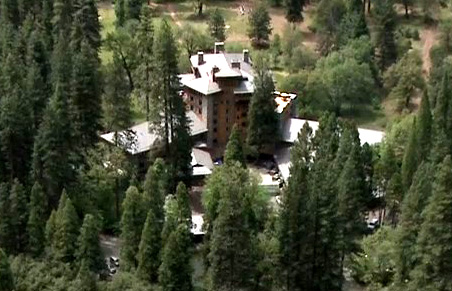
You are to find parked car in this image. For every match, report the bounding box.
[110,256,119,267]
[367,218,380,231]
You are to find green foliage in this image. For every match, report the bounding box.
[120,186,145,271]
[76,214,103,273]
[416,91,432,162]
[209,9,225,42]
[175,182,191,227]
[27,182,48,257]
[373,0,397,69]
[285,0,304,22]
[247,2,272,48]
[8,179,28,254]
[177,24,213,59]
[224,125,246,167]
[137,210,161,283]
[124,0,145,23]
[409,156,452,290]
[0,248,14,291]
[53,195,79,263]
[313,0,347,53]
[159,224,193,291]
[247,55,279,149]
[351,227,396,288]
[143,158,167,232]
[401,119,418,191]
[383,50,424,111]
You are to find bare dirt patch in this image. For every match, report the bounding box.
[420,27,438,76]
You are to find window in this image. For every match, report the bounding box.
[213,119,218,125]
[190,96,194,101]
[213,127,217,133]
[213,139,218,144]
[242,122,246,127]
[190,105,194,110]
[226,126,229,132]
[198,108,202,114]
[199,99,202,105]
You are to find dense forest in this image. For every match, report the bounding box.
[0,0,452,290]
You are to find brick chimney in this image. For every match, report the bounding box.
[212,66,220,82]
[243,49,249,63]
[214,42,225,54]
[231,60,241,70]
[197,51,204,65]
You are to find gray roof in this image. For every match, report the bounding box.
[100,111,208,155]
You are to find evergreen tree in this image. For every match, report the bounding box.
[247,56,278,149]
[0,248,14,291]
[416,91,432,163]
[114,0,125,27]
[71,40,102,148]
[175,182,191,227]
[0,51,33,183]
[409,156,452,290]
[401,119,418,191]
[120,186,145,271]
[285,0,304,23]
[278,123,313,291]
[27,182,48,257]
[386,171,403,226]
[374,0,397,69]
[159,224,193,291]
[134,5,154,121]
[33,35,75,208]
[45,209,57,247]
[207,164,257,290]
[209,9,226,42]
[0,184,12,253]
[0,0,20,27]
[52,0,73,40]
[224,125,246,167]
[161,196,179,246]
[53,195,79,263]
[124,0,144,22]
[151,20,192,182]
[143,158,167,231]
[9,179,28,254]
[41,0,54,51]
[70,259,97,291]
[71,0,101,52]
[137,210,161,283]
[76,214,103,272]
[247,2,272,47]
[102,56,132,133]
[394,162,433,285]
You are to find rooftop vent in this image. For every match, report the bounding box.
[214,42,225,54]
[243,49,249,63]
[197,51,204,65]
[212,66,220,82]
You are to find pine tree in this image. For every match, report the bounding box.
[134,5,154,121]
[27,182,48,257]
[41,0,54,51]
[0,0,20,27]
[209,9,226,42]
[45,209,57,247]
[394,162,433,285]
[114,0,125,27]
[53,194,79,263]
[175,182,191,227]
[9,179,28,254]
[247,56,278,149]
[224,125,246,167]
[278,122,313,291]
[52,0,73,40]
[0,248,14,291]
[70,259,97,291]
[402,119,418,191]
[159,224,193,291]
[285,0,304,23]
[0,51,33,183]
[409,156,452,290]
[137,210,162,283]
[76,214,103,272]
[416,91,432,163]
[120,186,145,271]
[71,0,101,52]
[102,56,132,132]
[124,0,144,22]
[71,40,102,148]
[207,164,257,290]
[143,158,167,230]
[152,20,192,182]
[0,184,12,253]
[374,0,397,69]
[161,196,179,246]
[247,2,272,47]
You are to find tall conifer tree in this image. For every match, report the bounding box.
[76,214,103,272]
[224,125,246,167]
[53,195,79,263]
[374,0,397,69]
[27,182,48,257]
[137,210,162,283]
[0,248,14,291]
[9,179,28,254]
